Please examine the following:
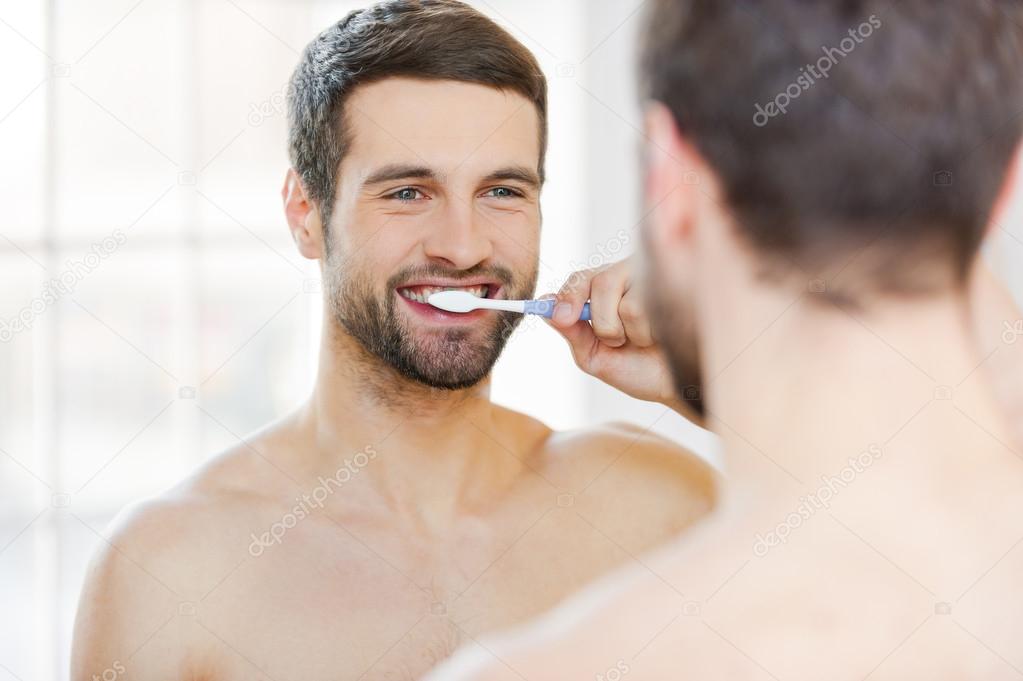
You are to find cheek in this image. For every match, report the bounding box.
[641,231,681,312]
[489,209,540,253]
[639,222,666,290]
[341,203,425,259]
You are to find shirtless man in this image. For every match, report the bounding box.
[426,1,1023,679]
[69,2,715,679]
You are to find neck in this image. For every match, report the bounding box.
[290,315,526,526]
[702,280,1013,493]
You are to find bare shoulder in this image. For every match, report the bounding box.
[84,425,294,584]
[71,436,288,679]
[541,419,717,500]
[86,473,261,590]
[71,494,221,678]
[536,419,718,551]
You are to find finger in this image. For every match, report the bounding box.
[619,283,654,347]
[551,268,597,328]
[545,315,599,373]
[588,269,628,348]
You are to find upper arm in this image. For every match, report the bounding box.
[71,501,205,680]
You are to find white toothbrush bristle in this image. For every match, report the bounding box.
[427,290,481,313]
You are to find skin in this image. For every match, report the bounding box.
[424,105,1023,681]
[70,79,715,681]
[969,260,1023,451]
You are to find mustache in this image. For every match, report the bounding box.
[386,263,517,290]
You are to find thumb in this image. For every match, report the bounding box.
[544,315,598,372]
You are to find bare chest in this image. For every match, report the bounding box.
[193,506,615,680]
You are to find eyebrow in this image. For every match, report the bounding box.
[481,166,542,191]
[361,163,542,191]
[362,164,438,187]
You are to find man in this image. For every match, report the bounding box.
[71,2,715,679]
[427,1,1023,679]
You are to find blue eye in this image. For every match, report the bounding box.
[486,187,522,199]
[391,187,422,202]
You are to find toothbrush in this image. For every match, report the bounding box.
[427,290,592,321]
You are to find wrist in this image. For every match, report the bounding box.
[659,386,705,424]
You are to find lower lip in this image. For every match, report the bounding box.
[396,291,492,324]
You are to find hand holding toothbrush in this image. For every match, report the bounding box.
[541,256,701,423]
[427,256,701,423]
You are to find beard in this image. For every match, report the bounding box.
[328,259,538,391]
[642,231,706,419]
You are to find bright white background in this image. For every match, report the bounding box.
[0,1,1020,679]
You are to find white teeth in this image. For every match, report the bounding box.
[399,285,489,303]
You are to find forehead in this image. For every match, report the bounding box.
[342,77,541,176]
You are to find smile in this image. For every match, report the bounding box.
[394,279,503,324]
[397,284,490,304]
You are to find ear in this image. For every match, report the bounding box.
[642,102,703,252]
[282,168,326,260]
[988,142,1022,238]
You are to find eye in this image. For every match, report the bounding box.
[483,186,524,199]
[388,187,425,202]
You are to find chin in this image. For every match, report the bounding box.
[397,316,515,390]
[644,259,705,415]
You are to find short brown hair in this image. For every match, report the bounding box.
[641,0,1023,297]
[287,0,548,232]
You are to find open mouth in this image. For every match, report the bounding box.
[395,280,503,323]
[397,284,492,303]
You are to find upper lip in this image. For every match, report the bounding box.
[395,278,504,297]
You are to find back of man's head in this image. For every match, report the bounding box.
[641,1,1023,298]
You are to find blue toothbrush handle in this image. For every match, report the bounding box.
[523,299,591,322]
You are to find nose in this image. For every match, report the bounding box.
[420,199,494,269]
